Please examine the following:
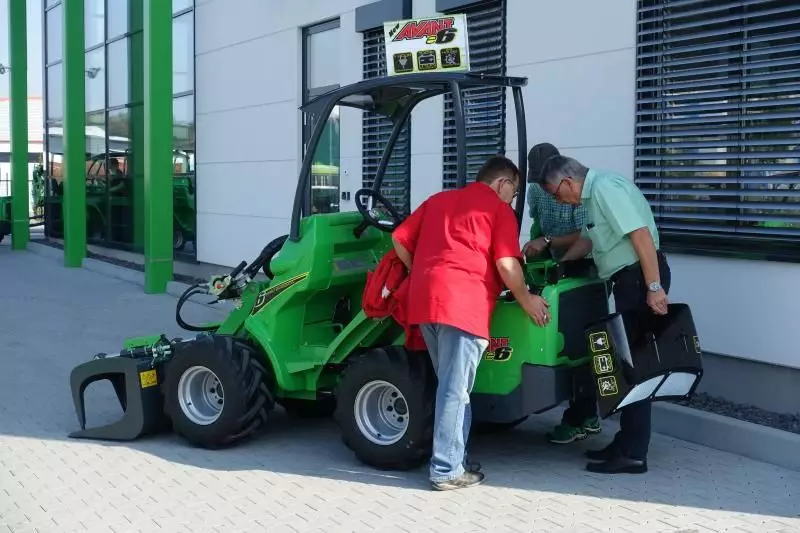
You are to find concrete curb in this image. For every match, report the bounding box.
[652,402,800,472]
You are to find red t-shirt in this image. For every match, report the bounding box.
[392,181,523,340]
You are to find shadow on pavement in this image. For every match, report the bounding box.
[2,244,799,523]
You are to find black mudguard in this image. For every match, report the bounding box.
[585,303,704,418]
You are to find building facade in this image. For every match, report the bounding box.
[33,0,800,406]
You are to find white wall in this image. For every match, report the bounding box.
[194,0,377,267]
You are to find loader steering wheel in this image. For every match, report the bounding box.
[354,188,403,233]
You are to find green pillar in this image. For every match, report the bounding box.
[62,0,86,267]
[131,0,145,251]
[143,0,173,293]
[8,0,29,250]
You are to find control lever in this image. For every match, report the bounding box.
[230,260,247,278]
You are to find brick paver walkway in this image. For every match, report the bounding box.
[2,244,799,533]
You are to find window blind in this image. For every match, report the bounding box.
[635,0,800,258]
[442,0,507,190]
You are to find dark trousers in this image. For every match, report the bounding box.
[563,251,672,459]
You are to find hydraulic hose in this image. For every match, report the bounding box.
[176,282,218,332]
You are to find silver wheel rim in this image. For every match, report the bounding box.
[354,380,409,445]
[178,365,224,425]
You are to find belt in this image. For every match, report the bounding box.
[610,250,666,284]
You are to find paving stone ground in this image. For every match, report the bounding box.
[1,243,799,533]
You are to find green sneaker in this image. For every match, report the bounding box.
[582,416,601,435]
[546,417,601,444]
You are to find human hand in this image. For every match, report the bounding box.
[647,289,669,315]
[521,294,551,327]
[522,237,548,258]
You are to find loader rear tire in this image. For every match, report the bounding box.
[162,335,275,449]
[334,347,436,471]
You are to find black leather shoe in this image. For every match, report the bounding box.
[586,456,647,474]
[585,442,622,462]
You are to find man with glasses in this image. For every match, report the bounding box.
[523,143,602,445]
[392,155,551,490]
[534,154,671,474]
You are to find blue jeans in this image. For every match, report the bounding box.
[420,323,489,482]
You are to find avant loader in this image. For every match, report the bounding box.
[69,71,703,470]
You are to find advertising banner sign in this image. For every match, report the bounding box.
[383,15,470,76]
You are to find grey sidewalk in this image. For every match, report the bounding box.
[1,243,799,533]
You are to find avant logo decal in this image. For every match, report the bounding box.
[250,273,309,316]
[484,337,513,362]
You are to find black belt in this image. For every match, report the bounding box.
[610,250,666,283]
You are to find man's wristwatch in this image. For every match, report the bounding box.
[647,281,662,292]
[543,234,552,248]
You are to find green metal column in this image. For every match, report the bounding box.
[8,0,29,250]
[62,0,86,267]
[143,0,173,293]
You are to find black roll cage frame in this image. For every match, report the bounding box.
[289,72,529,242]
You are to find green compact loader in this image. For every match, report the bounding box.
[68,72,626,470]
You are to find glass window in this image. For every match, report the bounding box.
[174,0,193,13]
[108,38,130,107]
[173,12,194,94]
[85,48,106,112]
[46,64,64,120]
[85,111,106,182]
[46,5,63,64]
[85,0,105,49]
[108,0,130,40]
[306,25,340,90]
[46,0,60,7]
[173,95,195,157]
[309,106,340,214]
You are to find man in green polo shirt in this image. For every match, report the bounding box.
[534,155,672,475]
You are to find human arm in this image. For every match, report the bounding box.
[392,238,413,271]
[493,206,551,327]
[560,236,593,261]
[629,227,668,315]
[391,201,427,272]
[496,257,550,326]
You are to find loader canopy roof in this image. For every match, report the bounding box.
[291,72,529,241]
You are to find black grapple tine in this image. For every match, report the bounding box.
[68,356,169,441]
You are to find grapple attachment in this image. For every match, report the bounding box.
[585,303,704,418]
[69,337,173,441]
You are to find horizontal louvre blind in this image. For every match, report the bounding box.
[636,0,800,256]
[442,0,506,190]
[362,28,411,216]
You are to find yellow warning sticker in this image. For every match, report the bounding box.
[589,332,610,353]
[139,369,158,389]
[598,376,619,397]
[593,353,614,375]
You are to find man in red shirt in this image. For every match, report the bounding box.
[392,156,551,491]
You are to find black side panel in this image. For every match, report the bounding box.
[470,363,592,424]
[559,281,609,360]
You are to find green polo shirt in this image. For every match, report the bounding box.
[580,169,660,280]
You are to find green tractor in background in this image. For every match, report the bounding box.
[69,72,611,470]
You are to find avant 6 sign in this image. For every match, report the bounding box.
[383,15,470,76]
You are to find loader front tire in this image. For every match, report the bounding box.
[334,347,436,471]
[162,335,275,449]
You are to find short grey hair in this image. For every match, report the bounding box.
[538,155,589,186]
